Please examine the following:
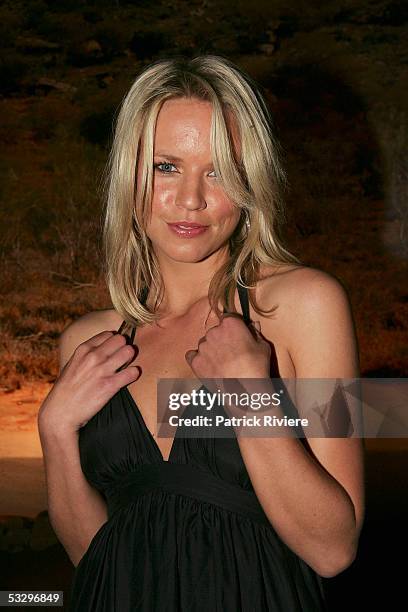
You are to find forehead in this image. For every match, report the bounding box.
[156,97,212,123]
[154,97,241,157]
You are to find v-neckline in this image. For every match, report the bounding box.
[119,282,250,463]
[122,385,178,462]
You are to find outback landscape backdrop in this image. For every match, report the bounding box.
[0,0,407,610]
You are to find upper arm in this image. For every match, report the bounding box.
[286,268,360,379]
[263,268,365,535]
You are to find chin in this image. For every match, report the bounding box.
[162,247,217,264]
[152,236,229,264]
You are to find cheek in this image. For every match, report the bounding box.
[149,194,171,222]
[214,201,241,226]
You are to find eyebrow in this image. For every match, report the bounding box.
[154,153,184,161]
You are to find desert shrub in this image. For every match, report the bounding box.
[0,131,105,284]
[41,137,105,280]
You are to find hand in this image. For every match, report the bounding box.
[38,331,141,434]
[185,314,271,382]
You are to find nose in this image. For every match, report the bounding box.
[175,173,207,212]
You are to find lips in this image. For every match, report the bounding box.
[167,221,208,228]
[167,221,209,238]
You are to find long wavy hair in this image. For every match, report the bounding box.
[102,54,301,329]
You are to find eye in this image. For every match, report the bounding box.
[154,161,177,173]
[153,161,218,179]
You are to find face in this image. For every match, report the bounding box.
[138,97,242,265]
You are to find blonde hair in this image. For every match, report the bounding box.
[103,54,301,329]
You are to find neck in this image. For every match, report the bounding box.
[148,246,230,317]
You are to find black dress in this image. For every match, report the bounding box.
[68,283,327,611]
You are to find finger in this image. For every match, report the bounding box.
[84,330,117,348]
[197,335,207,349]
[217,312,259,344]
[220,312,243,322]
[219,312,254,330]
[74,331,118,361]
[95,331,133,359]
[185,349,198,368]
[83,329,134,354]
[113,365,141,388]
[110,343,139,373]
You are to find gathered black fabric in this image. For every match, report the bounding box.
[68,284,328,611]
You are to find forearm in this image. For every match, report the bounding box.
[38,418,108,567]
[236,433,357,577]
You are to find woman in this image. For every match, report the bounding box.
[38,55,365,611]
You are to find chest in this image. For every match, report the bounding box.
[126,318,205,449]
[126,316,294,444]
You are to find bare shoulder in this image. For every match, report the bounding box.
[58,308,123,371]
[255,263,358,377]
[254,264,357,377]
[255,263,350,317]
